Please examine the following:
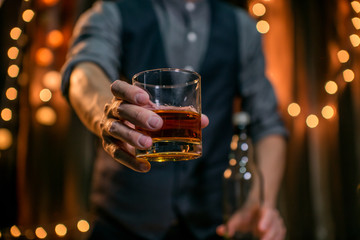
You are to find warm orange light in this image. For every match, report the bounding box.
[46,30,64,48]
[324,81,338,94]
[1,108,12,121]
[39,88,52,102]
[350,34,360,47]
[343,69,355,82]
[337,50,349,63]
[41,0,59,6]
[229,158,237,166]
[8,64,20,78]
[77,220,90,233]
[35,227,47,239]
[35,48,54,67]
[55,224,67,237]
[43,71,61,90]
[306,114,319,128]
[223,169,232,179]
[6,87,18,100]
[35,107,57,126]
[351,1,360,13]
[10,27,22,40]
[287,102,301,117]
[10,225,21,238]
[0,128,13,150]
[22,9,35,22]
[8,47,19,60]
[252,3,266,17]
[256,20,270,34]
[321,106,335,119]
[352,17,360,29]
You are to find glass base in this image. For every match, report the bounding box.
[136,140,202,162]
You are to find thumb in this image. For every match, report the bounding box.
[216,211,248,237]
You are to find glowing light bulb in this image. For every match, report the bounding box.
[321,106,335,119]
[324,81,338,94]
[287,103,301,117]
[22,9,35,22]
[351,1,360,13]
[256,20,270,34]
[6,87,18,100]
[223,169,232,179]
[337,50,350,63]
[55,224,67,237]
[10,27,22,40]
[252,3,266,17]
[77,220,90,233]
[343,69,355,82]
[46,30,64,48]
[0,128,13,150]
[35,48,54,67]
[352,17,360,29]
[229,158,237,166]
[306,114,319,128]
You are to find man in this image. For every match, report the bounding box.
[61,0,288,239]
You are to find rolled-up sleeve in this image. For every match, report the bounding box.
[235,9,288,143]
[61,1,122,97]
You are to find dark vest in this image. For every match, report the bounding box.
[93,1,240,239]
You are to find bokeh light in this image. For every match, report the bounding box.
[46,30,64,48]
[351,1,360,13]
[8,47,19,60]
[343,69,355,82]
[8,64,20,78]
[55,224,67,237]
[35,48,54,67]
[10,225,21,238]
[41,0,60,6]
[252,3,266,17]
[256,20,270,34]
[6,87,18,100]
[350,34,360,47]
[22,9,35,22]
[0,128,13,150]
[35,106,57,126]
[10,27,22,40]
[324,81,338,94]
[321,106,335,119]
[352,17,360,29]
[35,227,47,239]
[223,169,232,179]
[1,108,12,121]
[306,114,319,128]
[43,71,61,90]
[287,102,301,117]
[337,50,350,63]
[39,88,52,102]
[77,220,90,233]
[229,158,236,166]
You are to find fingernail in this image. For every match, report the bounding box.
[138,135,151,148]
[140,162,150,172]
[148,116,162,129]
[135,93,148,104]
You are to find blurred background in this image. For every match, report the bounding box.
[0,0,359,239]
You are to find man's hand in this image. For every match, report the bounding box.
[99,80,210,173]
[216,205,286,240]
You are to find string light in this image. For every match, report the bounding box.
[252,3,266,17]
[77,220,90,233]
[343,69,355,82]
[224,169,232,179]
[321,106,335,119]
[35,227,47,239]
[351,17,360,29]
[35,106,57,126]
[0,128,13,150]
[22,9,35,22]
[8,64,20,78]
[35,47,54,67]
[349,34,360,47]
[10,225,21,238]
[287,103,301,117]
[55,224,67,237]
[337,50,350,63]
[256,20,270,34]
[1,108,12,121]
[306,114,319,128]
[10,27,22,40]
[351,1,360,13]
[39,88,52,102]
[46,30,64,48]
[324,81,338,95]
[8,46,20,60]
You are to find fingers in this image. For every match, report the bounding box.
[111,80,149,105]
[258,208,286,240]
[201,114,209,129]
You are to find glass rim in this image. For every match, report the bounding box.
[132,68,201,88]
